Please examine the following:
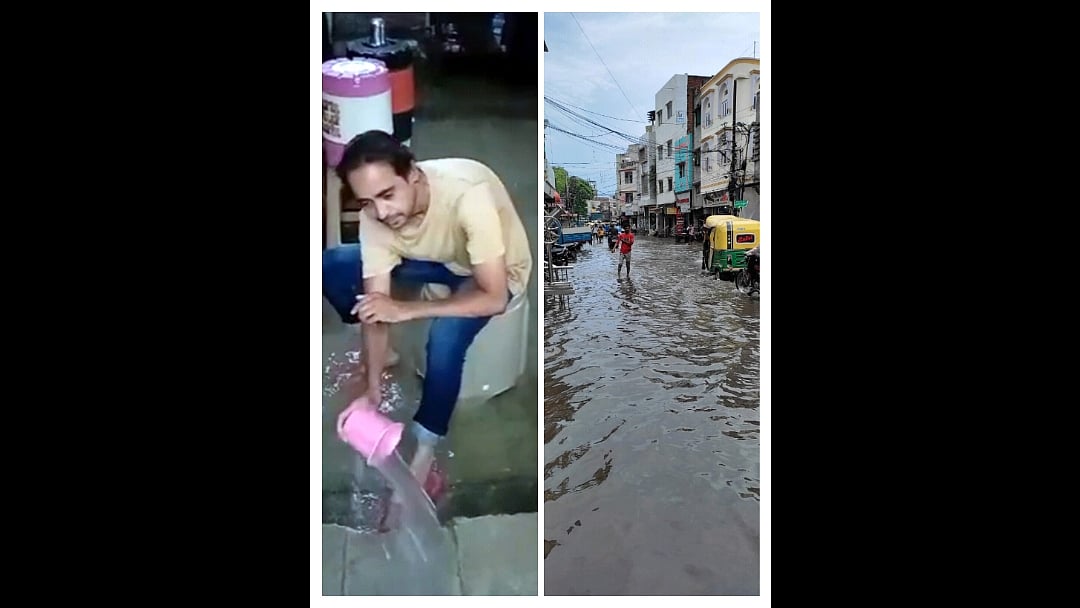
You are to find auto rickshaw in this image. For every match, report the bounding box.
[703,214,761,277]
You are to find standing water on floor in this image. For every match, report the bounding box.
[543,236,760,596]
[369,451,457,591]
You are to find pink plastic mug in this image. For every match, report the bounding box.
[340,399,405,465]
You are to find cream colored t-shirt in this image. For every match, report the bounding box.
[358,158,532,297]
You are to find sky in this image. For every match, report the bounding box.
[544,12,761,197]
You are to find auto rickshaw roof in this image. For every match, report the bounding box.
[704,214,760,229]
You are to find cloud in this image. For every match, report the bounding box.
[544,12,762,193]
[546,12,760,122]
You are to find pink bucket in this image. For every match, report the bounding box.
[340,399,405,465]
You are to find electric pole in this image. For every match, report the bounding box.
[728,77,738,217]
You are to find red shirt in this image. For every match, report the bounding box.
[617,232,635,254]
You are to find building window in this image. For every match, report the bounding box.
[720,83,730,117]
[678,161,686,178]
[624,171,633,184]
[657,145,662,159]
[626,192,633,204]
[666,140,672,156]
[657,109,662,124]
[658,180,663,193]
[705,97,713,127]
[704,141,712,173]
[694,105,701,126]
[667,176,673,191]
[752,123,760,163]
[666,101,672,118]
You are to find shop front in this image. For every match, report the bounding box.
[701,190,736,218]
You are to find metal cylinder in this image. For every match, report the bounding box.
[321,57,393,168]
[346,20,417,146]
[371,17,386,47]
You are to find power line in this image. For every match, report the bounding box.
[546,123,629,154]
[545,96,647,124]
[569,13,641,121]
[547,103,627,140]
[546,105,635,145]
[546,97,644,143]
[546,109,632,143]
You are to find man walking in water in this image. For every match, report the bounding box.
[322,130,532,494]
[617,223,635,277]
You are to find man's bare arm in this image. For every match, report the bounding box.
[361,272,392,393]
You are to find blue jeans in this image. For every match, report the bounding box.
[323,244,507,438]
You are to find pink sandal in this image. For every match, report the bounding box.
[423,461,449,505]
[376,462,450,532]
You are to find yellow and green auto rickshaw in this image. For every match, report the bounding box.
[703,215,760,276]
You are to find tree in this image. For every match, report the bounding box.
[553,166,569,196]
[552,166,595,218]
[567,176,594,217]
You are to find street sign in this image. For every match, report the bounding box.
[734,200,748,209]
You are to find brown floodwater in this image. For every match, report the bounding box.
[544,235,759,596]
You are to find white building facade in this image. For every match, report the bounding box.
[651,73,692,234]
[697,57,760,219]
[616,144,641,224]
[637,126,656,230]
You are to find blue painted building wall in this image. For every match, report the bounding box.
[673,133,693,193]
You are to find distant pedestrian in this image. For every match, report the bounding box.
[702,227,712,270]
[617,225,635,276]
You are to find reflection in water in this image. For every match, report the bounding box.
[543,237,760,596]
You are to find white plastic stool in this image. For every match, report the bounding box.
[414,286,529,403]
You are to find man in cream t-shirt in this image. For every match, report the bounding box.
[322,130,532,493]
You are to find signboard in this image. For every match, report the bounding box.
[734,200,748,209]
[675,109,686,124]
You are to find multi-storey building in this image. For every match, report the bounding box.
[696,57,760,219]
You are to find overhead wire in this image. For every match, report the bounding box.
[569,13,641,121]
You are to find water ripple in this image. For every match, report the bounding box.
[543,236,760,595]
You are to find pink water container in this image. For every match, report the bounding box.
[340,398,405,465]
[322,58,394,168]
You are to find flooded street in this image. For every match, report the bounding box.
[543,235,760,596]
